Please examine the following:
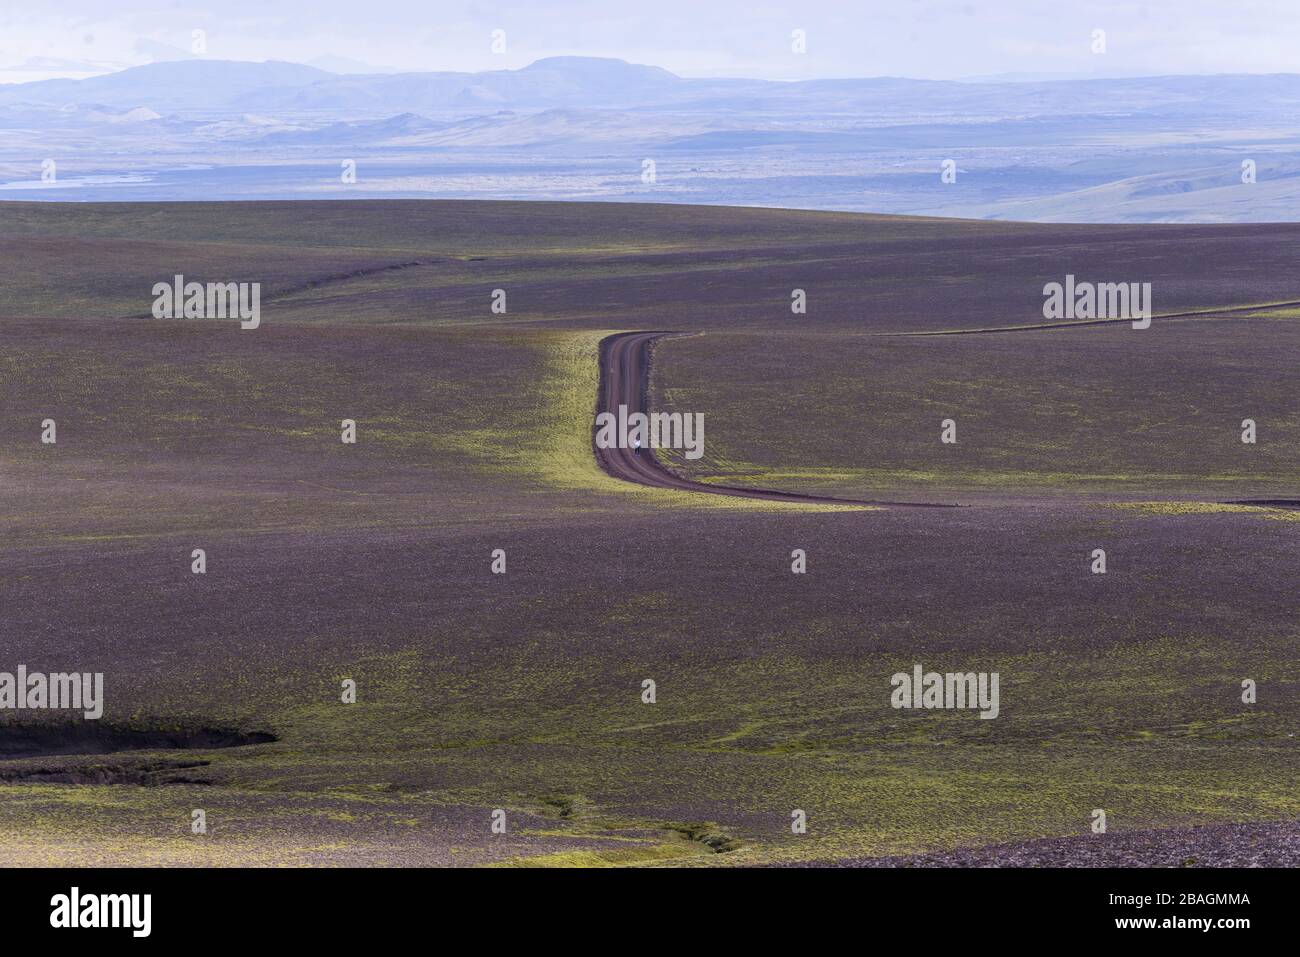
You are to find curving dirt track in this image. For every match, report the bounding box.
[594,331,957,507]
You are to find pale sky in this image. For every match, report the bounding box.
[1,1,1297,82]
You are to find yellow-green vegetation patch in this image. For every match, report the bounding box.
[491,843,708,867]
[1102,501,1297,517]
[3,630,1296,866]
[529,330,874,512]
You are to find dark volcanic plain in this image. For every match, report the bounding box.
[0,200,1296,866]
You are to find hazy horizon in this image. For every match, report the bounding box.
[3,52,1295,88]
[5,1,1300,83]
[6,4,1300,223]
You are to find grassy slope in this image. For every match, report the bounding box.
[0,201,1296,866]
[652,322,1300,499]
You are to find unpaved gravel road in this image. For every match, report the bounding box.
[594,331,956,508]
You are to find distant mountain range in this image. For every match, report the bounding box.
[8,56,1300,118]
[4,56,1300,221]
